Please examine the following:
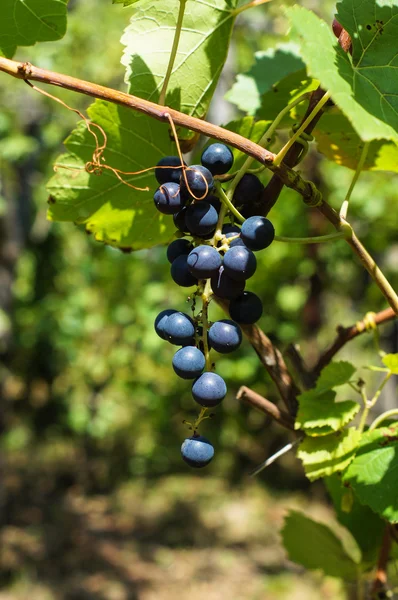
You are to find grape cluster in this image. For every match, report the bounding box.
[153,143,275,468]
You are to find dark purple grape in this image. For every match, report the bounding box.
[163,311,195,346]
[172,346,205,379]
[167,238,193,264]
[180,165,214,200]
[240,216,275,251]
[201,143,234,175]
[153,182,184,215]
[187,245,222,279]
[223,246,257,282]
[207,194,222,213]
[181,435,214,468]
[154,309,177,340]
[192,372,227,407]
[233,174,264,218]
[210,266,245,300]
[208,320,242,354]
[155,156,187,185]
[229,292,263,324]
[170,254,198,287]
[173,207,189,233]
[185,202,218,236]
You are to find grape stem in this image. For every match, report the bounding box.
[274,232,345,244]
[158,0,187,106]
[214,181,245,223]
[358,371,392,434]
[340,142,369,219]
[201,279,213,371]
[369,408,398,432]
[274,91,332,166]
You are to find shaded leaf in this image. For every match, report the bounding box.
[282,510,361,580]
[220,117,272,171]
[47,100,175,250]
[315,361,356,393]
[0,0,68,58]
[343,424,398,523]
[297,427,360,481]
[287,4,398,142]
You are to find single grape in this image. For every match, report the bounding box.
[222,224,245,248]
[240,216,275,251]
[233,174,264,218]
[185,202,218,236]
[173,207,189,233]
[229,291,263,324]
[192,372,227,407]
[172,346,206,379]
[201,143,234,176]
[155,156,187,185]
[210,266,245,300]
[170,254,198,287]
[207,194,222,213]
[154,309,177,340]
[153,182,184,215]
[187,245,222,279]
[208,320,242,354]
[167,238,194,264]
[163,311,195,346]
[180,165,214,200]
[223,246,257,282]
[181,435,214,468]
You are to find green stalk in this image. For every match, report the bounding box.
[215,181,245,223]
[201,279,213,371]
[274,91,332,166]
[274,232,345,244]
[358,372,392,434]
[340,142,370,219]
[159,0,187,106]
[369,408,398,432]
[232,0,274,16]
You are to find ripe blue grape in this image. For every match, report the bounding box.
[192,372,227,407]
[170,254,198,287]
[154,309,177,340]
[167,238,193,264]
[223,246,257,281]
[172,346,206,379]
[187,245,222,279]
[208,320,242,354]
[173,207,189,233]
[153,182,184,215]
[233,174,264,218]
[201,143,234,175]
[207,194,222,213]
[155,156,187,185]
[163,311,195,346]
[222,224,245,248]
[181,435,214,468]
[229,291,263,324]
[210,266,245,300]
[180,165,214,200]
[240,216,275,251]
[185,202,218,236]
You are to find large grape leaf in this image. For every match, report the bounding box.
[325,474,385,565]
[46,100,176,250]
[343,424,398,523]
[315,361,356,394]
[121,0,239,127]
[225,43,307,115]
[282,511,361,580]
[296,390,360,436]
[287,3,398,143]
[298,428,360,481]
[0,0,68,58]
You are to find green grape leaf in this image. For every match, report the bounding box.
[282,510,361,580]
[297,428,360,481]
[315,361,356,393]
[113,0,140,5]
[296,390,360,435]
[382,353,398,374]
[313,107,398,172]
[287,4,398,143]
[46,100,176,250]
[325,474,385,565]
[225,43,306,115]
[343,424,398,523]
[220,117,272,171]
[0,0,68,58]
[121,0,239,133]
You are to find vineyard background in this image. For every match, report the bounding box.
[0,0,397,598]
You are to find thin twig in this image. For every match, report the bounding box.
[237,386,296,430]
[284,345,315,390]
[370,525,392,599]
[312,308,396,376]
